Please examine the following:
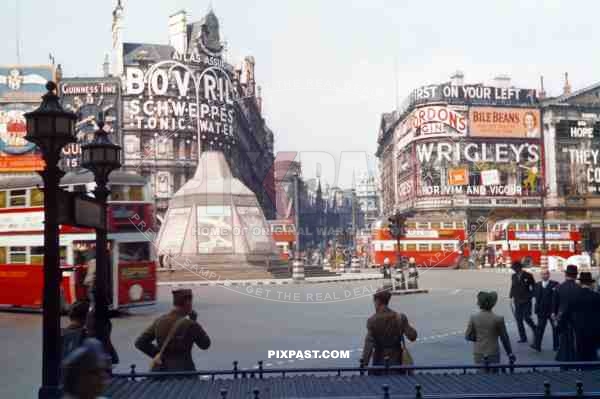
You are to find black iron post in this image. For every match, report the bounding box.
[25,82,77,399]
[294,172,301,258]
[81,119,122,357]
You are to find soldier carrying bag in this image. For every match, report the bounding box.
[150,317,188,371]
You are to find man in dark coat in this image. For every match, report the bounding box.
[509,262,537,343]
[135,289,211,371]
[531,268,559,351]
[360,289,417,374]
[572,272,600,361]
[554,265,580,363]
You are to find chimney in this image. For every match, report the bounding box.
[56,64,63,82]
[103,54,110,77]
[563,72,571,96]
[168,10,187,55]
[539,75,546,100]
[493,74,511,88]
[450,70,464,86]
[256,85,262,114]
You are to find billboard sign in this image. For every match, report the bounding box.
[399,83,538,115]
[556,120,600,139]
[448,167,468,185]
[58,78,121,170]
[0,65,54,172]
[406,105,467,136]
[469,107,541,138]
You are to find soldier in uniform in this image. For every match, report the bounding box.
[360,289,417,374]
[509,261,536,343]
[554,265,579,363]
[135,289,211,371]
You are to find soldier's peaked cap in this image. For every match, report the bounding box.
[172,288,193,299]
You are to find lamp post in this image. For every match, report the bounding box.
[25,82,77,399]
[540,185,548,269]
[81,116,122,355]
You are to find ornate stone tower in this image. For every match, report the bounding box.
[111,0,124,77]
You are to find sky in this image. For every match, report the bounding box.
[2,0,600,188]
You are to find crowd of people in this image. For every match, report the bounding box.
[59,261,600,397]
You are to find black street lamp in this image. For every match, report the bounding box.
[81,116,121,357]
[25,81,77,399]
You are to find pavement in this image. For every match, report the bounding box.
[158,271,386,287]
[0,269,571,398]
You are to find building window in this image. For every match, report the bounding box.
[9,190,27,207]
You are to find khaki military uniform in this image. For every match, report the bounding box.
[361,307,417,371]
[135,309,211,371]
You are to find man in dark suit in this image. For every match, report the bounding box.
[531,268,559,351]
[572,272,600,361]
[554,265,580,362]
[509,262,537,343]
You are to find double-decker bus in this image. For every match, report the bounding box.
[371,218,467,269]
[488,219,584,266]
[0,171,157,311]
[268,219,296,261]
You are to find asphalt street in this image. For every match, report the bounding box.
[0,269,563,398]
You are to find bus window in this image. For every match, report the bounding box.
[530,243,540,250]
[431,243,442,251]
[9,190,27,207]
[570,224,579,232]
[406,221,417,229]
[560,243,570,251]
[442,222,453,229]
[30,188,44,207]
[129,186,144,201]
[418,243,429,252]
[550,244,560,251]
[9,247,27,263]
[0,247,5,263]
[530,224,540,231]
[519,244,528,251]
[30,247,44,264]
[417,222,429,229]
[0,191,6,208]
[548,224,558,231]
[60,246,67,264]
[443,243,454,252]
[431,222,441,229]
[559,224,569,231]
[110,185,127,201]
[406,243,417,251]
[119,242,151,262]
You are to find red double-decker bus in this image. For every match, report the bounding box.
[0,171,157,311]
[371,218,467,269]
[488,219,584,266]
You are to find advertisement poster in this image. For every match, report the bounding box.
[481,169,500,186]
[469,107,541,138]
[58,78,121,170]
[448,168,468,186]
[0,66,53,173]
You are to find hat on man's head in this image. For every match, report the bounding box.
[477,291,498,311]
[172,288,193,301]
[565,264,578,277]
[511,261,523,271]
[578,271,596,285]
